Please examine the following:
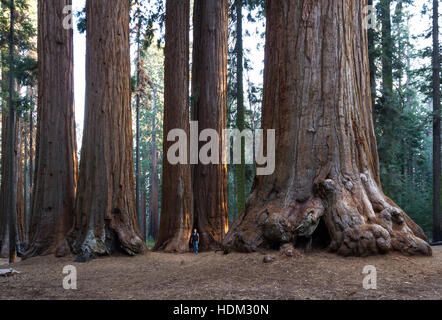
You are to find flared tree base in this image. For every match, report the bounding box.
[69,222,147,259]
[223,171,432,257]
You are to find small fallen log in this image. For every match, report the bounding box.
[0,269,21,277]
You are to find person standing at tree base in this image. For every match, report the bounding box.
[191,229,200,254]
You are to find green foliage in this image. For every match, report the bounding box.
[371,0,437,237]
[227,0,264,222]
[132,40,164,236]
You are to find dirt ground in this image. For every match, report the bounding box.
[0,246,441,300]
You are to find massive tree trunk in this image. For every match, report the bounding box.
[432,0,441,242]
[192,0,229,251]
[69,0,146,257]
[223,0,432,256]
[25,0,78,258]
[154,0,193,252]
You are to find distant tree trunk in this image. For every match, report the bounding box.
[148,88,159,241]
[29,105,33,206]
[192,0,229,251]
[432,0,441,242]
[380,0,393,97]
[378,0,395,194]
[155,0,193,252]
[16,120,25,251]
[0,67,9,258]
[69,0,146,257]
[223,0,432,256]
[235,0,246,219]
[25,0,78,258]
[0,112,20,259]
[141,191,147,240]
[23,118,28,244]
[7,0,17,263]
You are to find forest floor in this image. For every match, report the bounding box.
[0,246,441,300]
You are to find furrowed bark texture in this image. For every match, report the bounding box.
[17,119,25,249]
[69,0,146,256]
[25,0,78,258]
[0,113,20,257]
[223,0,431,256]
[154,0,193,252]
[192,0,229,250]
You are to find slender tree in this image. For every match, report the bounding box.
[148,87,159,241]
[432,0,441,242]
[141,190,147,240]
[25,0,78,258]
[154,0,193,252]
[224,0,432,256]
[7,0,17,263]
[0,67,9,258]
[69,0,146,257]
[16,118,25,250]
[192,0,229,251]
[235,0,246,218]
[378,0,398,196]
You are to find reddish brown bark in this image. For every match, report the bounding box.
[25,0,78,258]
[0,111,22,258]
[0,112,21,258]
[17,119,25,249]
[223,0,431,256]
[69,0,146,257]
[191,0,229,251]
[154,0,193,252]
[0,97,8,258]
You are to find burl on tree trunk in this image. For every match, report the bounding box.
[69,0,146,257]
[223,0,431,256]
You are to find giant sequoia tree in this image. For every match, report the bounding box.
[69,0,146,257]
[223,0,432,256]
[25,0,78,258]
[192,0,229,250]
[0,0,18,262]
[154,0,193,252]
